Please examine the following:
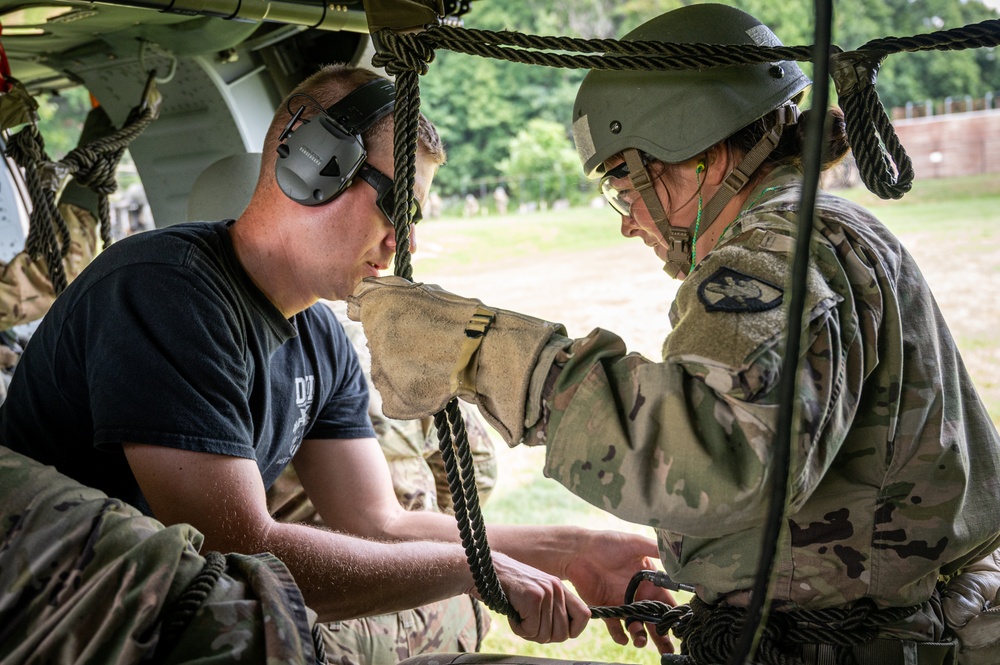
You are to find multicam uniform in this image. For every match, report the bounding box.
[266,301,496,665]
[0,444,318,664]
[526,166,1000,637]
[0,202,101,331]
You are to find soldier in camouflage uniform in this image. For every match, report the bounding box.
[0,444,319,663]
[266,300,494,665]
[347,6,1000,664]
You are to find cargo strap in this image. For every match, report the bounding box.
[802,638,956,665]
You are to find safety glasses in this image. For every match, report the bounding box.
[356,162,423,226]
[599,161,643,217]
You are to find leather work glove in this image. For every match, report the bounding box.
[941,549,1000,664]
[347,276,565,444]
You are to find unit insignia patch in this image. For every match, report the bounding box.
[697,267,783,313]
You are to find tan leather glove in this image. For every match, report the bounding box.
[942,549,1000,664]
[347,276,565,444]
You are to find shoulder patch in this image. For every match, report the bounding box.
[697,267,783,313]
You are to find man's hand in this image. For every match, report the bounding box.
[563,530,676,653]
[487,552,591,643]
[348,276,565,444]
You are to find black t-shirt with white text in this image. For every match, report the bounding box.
[0,220,374,513]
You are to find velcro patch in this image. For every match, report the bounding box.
[697,267,783,313]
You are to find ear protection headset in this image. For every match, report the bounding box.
[275,78,396,206]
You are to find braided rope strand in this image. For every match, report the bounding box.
[3,102,156,293]
[391,69,419,281]
[6,124,70,292]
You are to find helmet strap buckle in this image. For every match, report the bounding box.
[663,227,692,279]
[623,148,693,278]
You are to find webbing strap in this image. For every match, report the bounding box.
[802,638,957,665]
[699,104,801,235]
[623,148,668,224]
[450,305,496,394]
[623,148,692,278]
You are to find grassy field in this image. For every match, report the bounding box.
[412,173,1000,664]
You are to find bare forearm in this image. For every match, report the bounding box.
[486,523,590,578]
[239,520,475,622]
[370,508,589,580]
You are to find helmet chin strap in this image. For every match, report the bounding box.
[625,103,800,280]
[623,148,691,280]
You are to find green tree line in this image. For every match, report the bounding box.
[420,0,1000,206]
[28,0,1000,212]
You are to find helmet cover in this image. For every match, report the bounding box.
[572,3,811,178]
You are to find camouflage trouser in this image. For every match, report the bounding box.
[0,444,317,664]
[319,595,490,665]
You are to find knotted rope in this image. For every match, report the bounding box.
[4,76,158,293]
[370,11,1000,641]
[375,20,1000,203]
[591,596,921,665]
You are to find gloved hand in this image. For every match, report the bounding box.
[941,549,1000,663]
[347,276,565,444]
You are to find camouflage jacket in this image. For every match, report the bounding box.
[0,444,317,663]
[526,166,1000,613]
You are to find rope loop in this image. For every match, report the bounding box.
[3,81,158,288]
[371,29,435,76]
[6,123,70,291]
[841,83,914,199]
[831,47,914,200]
[591,595,921,665]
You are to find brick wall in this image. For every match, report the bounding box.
[890,108,1000,179]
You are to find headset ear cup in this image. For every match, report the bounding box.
[276,116,366,206]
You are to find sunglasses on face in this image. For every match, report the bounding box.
[356,162,423,226]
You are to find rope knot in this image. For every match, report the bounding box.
[371,29,435,76]
[63,145,119,194]
[831,49,885,98]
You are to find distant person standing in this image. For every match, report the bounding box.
[464,193,480,217]
[493,185,509,215]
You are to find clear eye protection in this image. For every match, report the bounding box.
[599,162,637,216]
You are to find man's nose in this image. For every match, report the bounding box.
[385,224,417,254]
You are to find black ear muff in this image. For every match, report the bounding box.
[275,78,396,207]
[276,116,365,205]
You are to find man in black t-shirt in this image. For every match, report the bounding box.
[0,65,673,653]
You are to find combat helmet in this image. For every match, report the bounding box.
[572,3,810,278]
